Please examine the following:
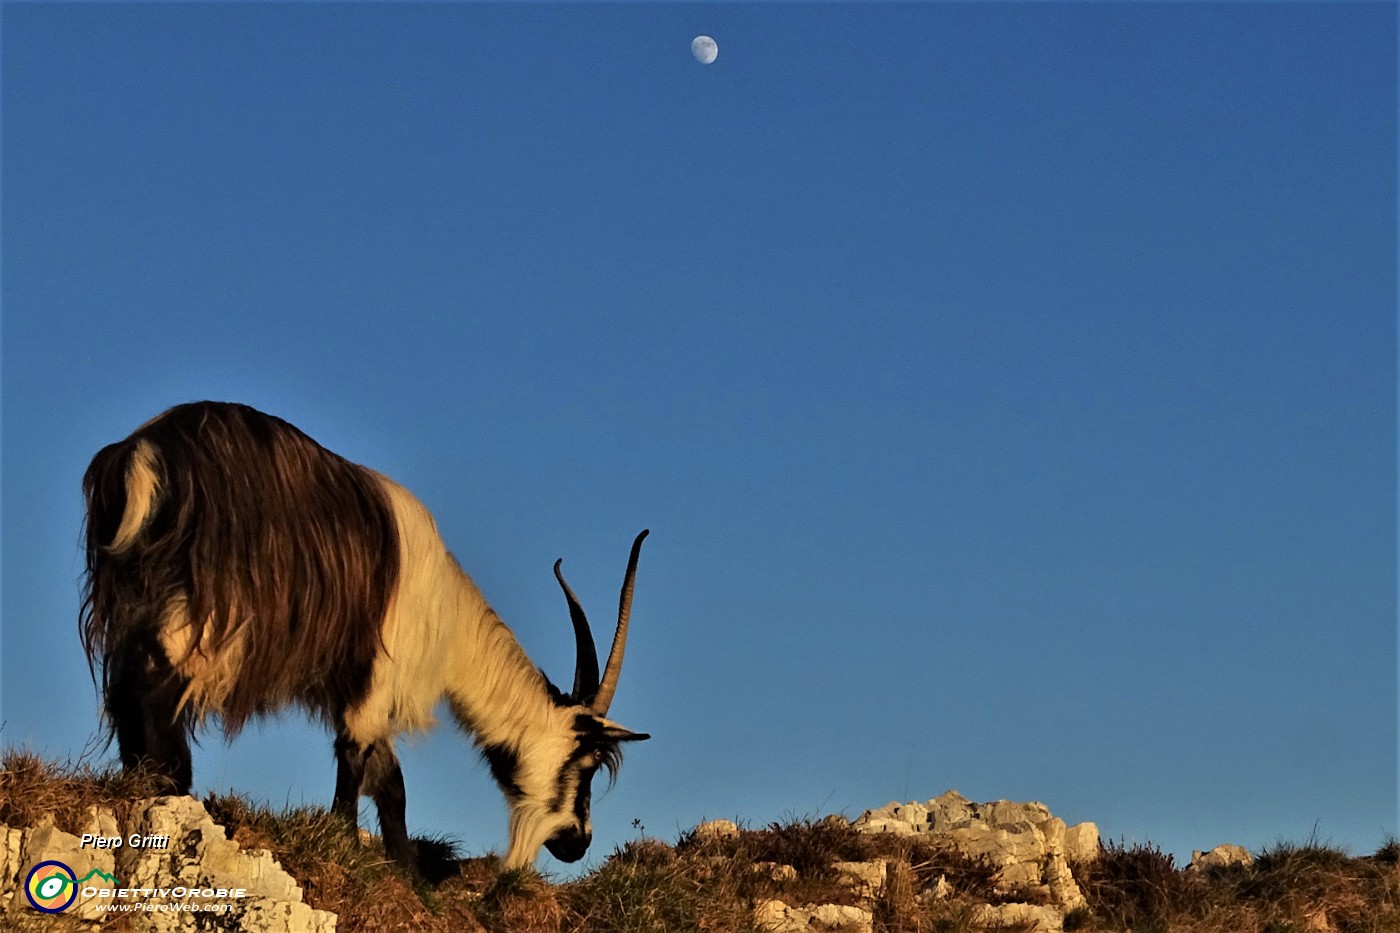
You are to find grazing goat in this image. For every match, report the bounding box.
[80,401,649,871]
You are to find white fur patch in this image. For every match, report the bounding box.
[108,439,160,552]
[344,475,562,748]
[160,597,245,721]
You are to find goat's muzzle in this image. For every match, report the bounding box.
[544,826,591,863]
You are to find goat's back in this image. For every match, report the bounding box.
[80,401,402,733]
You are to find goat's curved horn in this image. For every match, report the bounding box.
[591,529,648,715]
[555,559,600,702]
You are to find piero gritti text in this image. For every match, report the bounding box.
[80,833,171,850]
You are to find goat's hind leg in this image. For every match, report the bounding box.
[108,640,193,795]
[332,732,369,823]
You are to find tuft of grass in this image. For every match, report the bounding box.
[1235,840,1399,933]
[204,792,380,877]
[202,791,457,930]
[0,747,174,835]
[1077,841,1205,928]
[744,816,868,880]
[1062,905,1094,931]
[474,867,565,933]
[875,856,921,933]
[562,843,709,933]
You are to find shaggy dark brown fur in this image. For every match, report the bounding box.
[80,401,401,736]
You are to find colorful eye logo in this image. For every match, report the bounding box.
[25,860,78,913]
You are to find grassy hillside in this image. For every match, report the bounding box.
[2,750,1396,932]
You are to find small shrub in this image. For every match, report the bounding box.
[1240,841,1397,933]
[477,867,564,933]
[563,843,719,933]
[742,816,867,880]
[875,857,921,933]
[1062,905,1093,931]
[0,747,172,834]
[1079,841,1202,927]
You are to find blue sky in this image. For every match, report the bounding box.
[3,2,1395,877]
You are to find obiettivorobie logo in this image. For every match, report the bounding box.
[24,861,117,913]
[23,859,249,917]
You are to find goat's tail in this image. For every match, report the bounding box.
[80,434,170,731]
[80,436,164,630]
[85,438,161,556]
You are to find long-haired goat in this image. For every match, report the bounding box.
[80,401,649,871]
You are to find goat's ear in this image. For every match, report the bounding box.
[596,717,650,743]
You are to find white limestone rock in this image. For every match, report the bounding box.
[807,903,874,932]
[920,874,953,901]
[755,898,873,933]
[946,820,1047,888]
[753,861,798,882]
[13,817,118,921]
[0,797,336,932]
[120,796,336,933]
[850,791,1097,911]
[833,859,886,901]
[984,800,1052,827]
[1064,821,1101,863]
[0,825,24,890]
[1037,819,1087,912]
[853,817,917,836]
[925,790,976,831]
[1190,844,1253,871]
[893,802,929,827]
[693,819,741,842]
[971,902,1065,932]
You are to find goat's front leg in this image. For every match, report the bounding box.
[361,741,415,870]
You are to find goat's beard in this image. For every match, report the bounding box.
[503,803,571,870]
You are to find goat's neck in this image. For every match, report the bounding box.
[443,571,569,751]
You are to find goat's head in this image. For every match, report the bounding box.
[496,531,650,868]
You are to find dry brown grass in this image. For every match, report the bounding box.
[1078,839,1400,933]
[3,751,1398,932]
[0,747,173,836]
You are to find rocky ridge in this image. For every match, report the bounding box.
[728,789,1105,933]
[0,795,335,932]
[1,785,1262,933]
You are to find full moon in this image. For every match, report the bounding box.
[691,35,718,64]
